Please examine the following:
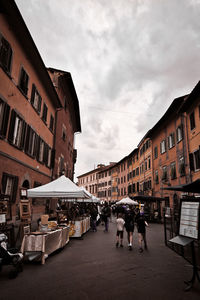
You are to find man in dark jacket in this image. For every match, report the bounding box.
[102,202,111,232]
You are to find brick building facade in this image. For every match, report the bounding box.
[0,1,81,233]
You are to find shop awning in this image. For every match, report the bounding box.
[161,179,200,193]
[27,175,90,199]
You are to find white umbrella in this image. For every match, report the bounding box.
[116,197,138,205]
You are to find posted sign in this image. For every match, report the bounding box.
[179,201,200,239]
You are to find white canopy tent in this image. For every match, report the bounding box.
[116,197,138,205]
[27,175,90,199]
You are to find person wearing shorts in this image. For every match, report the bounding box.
[116,213,125,247]
[124,206,135,250]
[136,211,148,252]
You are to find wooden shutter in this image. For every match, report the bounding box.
[38,95,42,113]
[31,84,36,105]
[43,142,49,166]
[11,176,18,203]
[51,148,55,169]
[189,153,194,171]
[24,125,31,153]
[1,172,7,194]
[8,109,16,143]
[33,133,39,159]
[0,37,12,72]
[0,102,10,138]
[19,120,27,150]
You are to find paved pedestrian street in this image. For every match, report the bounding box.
[0,220,200,300]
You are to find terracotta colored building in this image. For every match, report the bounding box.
[180,82,200,182]
[77,165,103,198]
[97,163,115,202]
[0,1,81,234]
[149,96,190,213]
[47,68,81,181]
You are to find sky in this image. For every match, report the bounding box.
[15,0,200,180]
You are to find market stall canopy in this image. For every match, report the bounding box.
[161,179,200,194]
[27,175,90,198]
[116,197,138,205]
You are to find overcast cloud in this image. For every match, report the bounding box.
[15,0,200,180]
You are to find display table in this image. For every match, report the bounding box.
[21,227,70,264]
[70,217,90,238]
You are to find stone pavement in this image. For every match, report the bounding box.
[0,218,200,300]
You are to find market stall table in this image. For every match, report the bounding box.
[21,227,70,264]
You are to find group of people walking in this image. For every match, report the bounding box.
[115,205,148,252]
[89,202,148,253]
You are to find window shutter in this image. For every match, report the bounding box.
[8,109,16,143]
[1,173,7,194]
[19,120,27,149]
[24,125,31,153]
[11,176,18,203]
[31,84,36,105]
[51,148,55,169]
[0,102,10,138]
[0,37,12,72]
[38,95,42,113]
[33,134,39,159]
[43,143,49,166]
[189,153,194,171]
[36,136,41,161]
[172,132,175,146]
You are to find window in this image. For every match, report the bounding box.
[155,170,159,184]
[0,35,12,73]
[36,137,45,163]
[145,160,147,171]
[162,166,168,181]
[160,140,166,154]
[31,84,42,113]
[136,167,139,176]
[190,111,195,131]
[154,146,158,159]
[1,172,18,202]
[179,156,185,176]
[148,157,151,169]
[168,132,175,149]
[8,110,26,149]
[19,67,29,96]
[42,102,48,123]
[25,125,37,157]
[176,125,183,143]
[49,115,54,132]
[170,162,177,180]
[0,98,10,138]
[194,149,200,170]
[189,148,200,172]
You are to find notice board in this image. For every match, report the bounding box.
[179,200,200,239]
